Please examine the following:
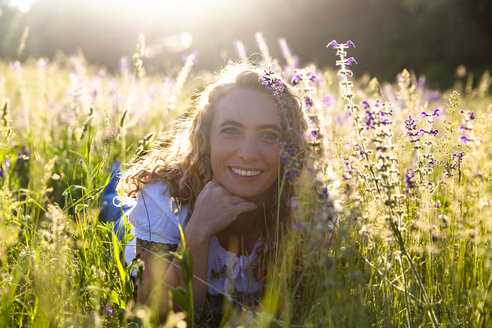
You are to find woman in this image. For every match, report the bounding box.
[117,64,308,321]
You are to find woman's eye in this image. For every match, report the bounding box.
[221,127,239,135]
[261,132,279,142]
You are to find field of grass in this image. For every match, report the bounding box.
[0,38,490,327]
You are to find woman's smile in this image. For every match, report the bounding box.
[209,88,281,201]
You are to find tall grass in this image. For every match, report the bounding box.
[0,36,490,327]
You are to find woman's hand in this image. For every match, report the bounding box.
[187,179,257,241]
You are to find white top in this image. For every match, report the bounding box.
[124,181,262,299]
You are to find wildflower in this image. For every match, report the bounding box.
[290,198,299,211]
[433,109,440,116]
[234,40,248,63]
[346,57,357,66]
[291,75,302,85]
[305,96,313,108]
[362,101,370,109]
[451,151,464,164]
[345,40,356,48]
[326,40,339,49]
[341,156,353,180]
[105,304,113,316]
[279,141,302,181]
[36,58,48,69]
[308,115,318,125]
[293,222,302,231]
[323,96,333,107]
[309,74,317,82]
[119,56,130,73]
[10,61,21,69]
[404,169,416,196]
[365,110,374,129]
[460,136,470,144]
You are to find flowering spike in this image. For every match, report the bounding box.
[326,40,339,49]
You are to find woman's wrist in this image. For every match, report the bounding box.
[184,219,212,247]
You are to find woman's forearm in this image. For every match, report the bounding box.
[147,222,211,318]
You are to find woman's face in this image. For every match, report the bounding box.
[209,88,281,202]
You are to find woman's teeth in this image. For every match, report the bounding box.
[231,167,262,177]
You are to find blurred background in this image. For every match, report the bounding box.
[0,0,491,89]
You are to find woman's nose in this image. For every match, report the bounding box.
[237,135,259,161]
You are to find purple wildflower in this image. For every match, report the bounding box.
[105,304,113,316]
[430,129,439,136]
[309,74,317,82]
[291,75,302,85]
[326,40,339,49]
[323,96,333,107]
[346,57,357,66]
[451,151,464,163]
[305,97,313,108]
[310,130,318,139]
[405,116,416,130]
[345,40,356,48]
[362,101,370,109]
[365,110,374,129]
[421,111,429,118]
[433,109,440,116]
[293,222,302,231]
[290,198,299,211]
[119,56,130,73]
[404,169,416,195]
[308,115,318,125]
[10,61,21,69]
[460,136,470,144]
[469,112,475,120]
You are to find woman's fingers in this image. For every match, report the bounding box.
[232,201,257,216]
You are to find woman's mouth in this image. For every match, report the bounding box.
[230,167,263,177]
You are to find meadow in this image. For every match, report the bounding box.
[0,36,490,327]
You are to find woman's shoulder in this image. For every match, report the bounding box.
[126,180,189,243]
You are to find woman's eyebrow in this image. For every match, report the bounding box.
[257,124,282,132]
[219,120,281,132]
[219,120,243,127]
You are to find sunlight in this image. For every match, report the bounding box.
[10,0,37,12]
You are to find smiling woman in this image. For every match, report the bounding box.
[114,63,308,324]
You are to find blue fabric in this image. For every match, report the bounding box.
[99,161,131,240]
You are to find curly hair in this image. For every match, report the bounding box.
[118,63,307,242]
